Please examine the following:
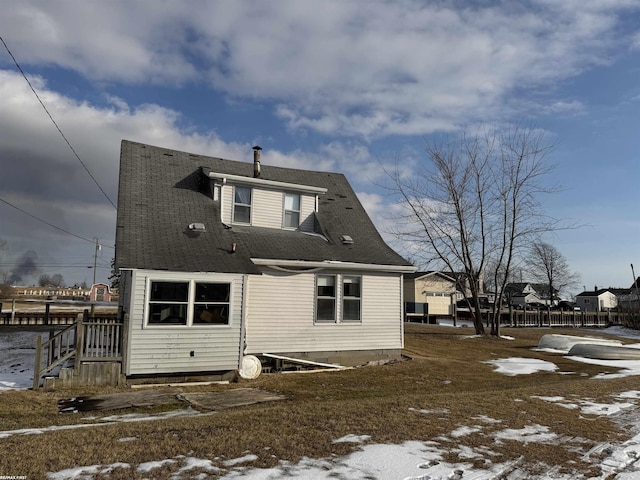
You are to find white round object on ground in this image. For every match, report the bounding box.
[239,355,262,379]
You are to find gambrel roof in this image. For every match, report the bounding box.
[115,140,412,274]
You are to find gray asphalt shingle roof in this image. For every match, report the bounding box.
[115,140,411,274]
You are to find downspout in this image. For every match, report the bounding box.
[400,274,405,349]
[239,274,249,369]
[216,178,227,223]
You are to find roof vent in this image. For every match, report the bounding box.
[189,223,206,232]
[340,235,354,245]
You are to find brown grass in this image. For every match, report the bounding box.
[0,325,636,479]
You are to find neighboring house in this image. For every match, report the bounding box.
[403,271,457,321]
[115,140,415,380]
[575,288,618,312]
[505,283,557,308]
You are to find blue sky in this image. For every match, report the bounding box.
[0,0,638,294]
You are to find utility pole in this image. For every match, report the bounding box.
[632,264,639,319]
[90,237,101,316]
[93,237,100,286]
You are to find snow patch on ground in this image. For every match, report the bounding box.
[484,357,558,375]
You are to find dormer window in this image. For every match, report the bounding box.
[233,186,252,224]
[283,192,300,229]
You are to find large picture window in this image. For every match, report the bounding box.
[283,192,301,229]
[147,280,231,326]
[233,186,252,224]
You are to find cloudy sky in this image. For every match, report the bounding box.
[0,0,638,293]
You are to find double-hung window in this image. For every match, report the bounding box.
[283,192,301,229]
[147,280,231,326]
[315,274,362,323]
[233,186,252,224]
[342,276,361,321]
[316,275,336,322]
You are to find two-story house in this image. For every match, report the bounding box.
[115,140,414,382]
[505,282,557,308]
[403,271,458,322]
[575,287,618,312]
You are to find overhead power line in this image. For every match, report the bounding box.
[0,35,117,209]
[0,196,114,249]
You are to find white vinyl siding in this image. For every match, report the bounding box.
[252,189,283,228]
[299,194,316,232]
[124,270,244,376]
[220,184,317,231]
[245,269,403,354]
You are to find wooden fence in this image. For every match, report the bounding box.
[504,310,616,328]
[33,310,123,389]
[0,305,85,325]
[408,309,631,328]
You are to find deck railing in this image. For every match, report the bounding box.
[33,310,123,389]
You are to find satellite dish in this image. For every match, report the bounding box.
[239,355,262,379]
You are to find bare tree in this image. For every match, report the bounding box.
[527,242,580,304]
[50,273,65,288]
[108,257,120,289]
[0,239,8,285]
[39,273,65,288]
[388,124,561,336]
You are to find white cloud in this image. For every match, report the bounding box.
[632,31,640,50]
[0,69,391,283]
[2,1,638,137]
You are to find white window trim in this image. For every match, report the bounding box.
[314,273,363,324]
[144,279,232,328]
[282,192,301,230]
[342,275,362,322]
[232,185,252,225]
